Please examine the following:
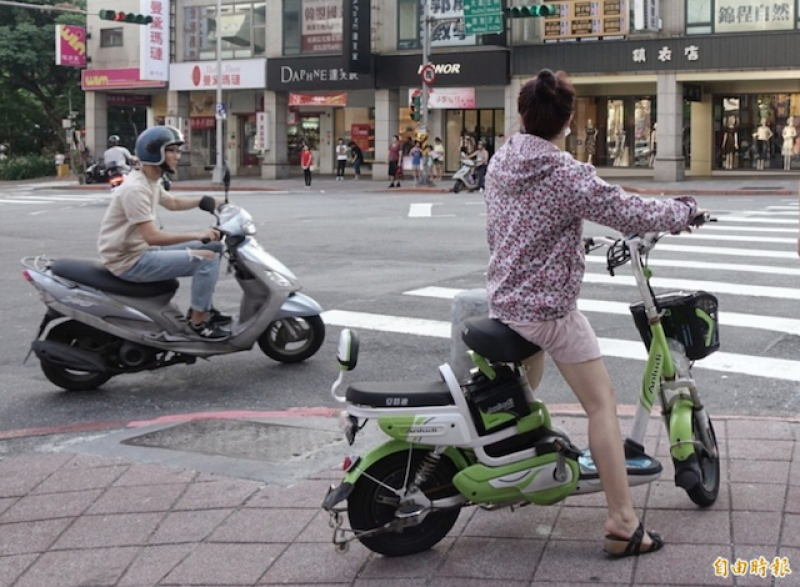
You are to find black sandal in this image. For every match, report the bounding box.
[604,522,664,558]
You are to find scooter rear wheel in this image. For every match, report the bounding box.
[40,321,114,392]
[348,451,461,557]
[258,315,325,363]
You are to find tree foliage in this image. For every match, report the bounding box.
[0,0,86,155]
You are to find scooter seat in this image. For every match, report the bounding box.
[346,380,454,408]
[51,258,179,298]
[462,317,542,363]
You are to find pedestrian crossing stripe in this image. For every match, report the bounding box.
[320,308,800,383]
[584,255,800,277]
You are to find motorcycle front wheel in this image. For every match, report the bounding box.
[258,315,325,363]
[85,173,95,184]
[453,181,463,193]
[40,321,114,391]
[348,451,461,557]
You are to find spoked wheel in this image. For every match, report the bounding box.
[257,315,325,363]
[40,321,115,392]
[348,451,461,557]
[684,416,720,507]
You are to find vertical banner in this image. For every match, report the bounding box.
[256,112,270,151]
[343,0,371,73]
[140,0,169,81]
[55,25,86,67]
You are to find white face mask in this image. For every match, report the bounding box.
[564,126,572,138]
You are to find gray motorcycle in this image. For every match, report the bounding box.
[21,173,324,391]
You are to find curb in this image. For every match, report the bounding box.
[620,185,795,196]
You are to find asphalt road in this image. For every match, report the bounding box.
[1,183,799,434]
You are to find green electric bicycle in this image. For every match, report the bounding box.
[322,224,720,557]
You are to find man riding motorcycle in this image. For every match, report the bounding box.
[103,135,137,174]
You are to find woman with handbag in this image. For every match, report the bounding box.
[300,144,314,188]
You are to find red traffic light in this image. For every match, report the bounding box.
[114,11,126,21]
[98,9,154,24]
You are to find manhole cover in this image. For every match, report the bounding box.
[122,420,343,462]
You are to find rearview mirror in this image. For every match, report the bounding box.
[336,329,359,371]
[198,195,216,213]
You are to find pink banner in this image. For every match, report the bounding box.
[55,25,86,68]
[81,68,167,91]
[288,93,348,107]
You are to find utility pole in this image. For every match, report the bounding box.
[212,0,224,184]
[418,0,435,187]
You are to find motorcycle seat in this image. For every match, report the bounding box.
[462,317,542,363]
[51,258,179,298]
[346,380,454,408]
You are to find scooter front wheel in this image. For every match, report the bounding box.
[40,321,114,392]
[258,315,325,363]
[683,416,720,507]
[348,451,461,557]
[453,181,463,193]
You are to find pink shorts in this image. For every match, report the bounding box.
[507,310,602,364]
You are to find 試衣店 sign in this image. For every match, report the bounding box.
[169,59,266,91]
[407,88,476,109]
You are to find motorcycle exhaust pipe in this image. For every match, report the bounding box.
[119,341,152,368]
[31,341,108,374]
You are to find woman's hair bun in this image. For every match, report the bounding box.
[535,69,557,98]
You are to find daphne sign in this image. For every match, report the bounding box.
[55,25,86,67]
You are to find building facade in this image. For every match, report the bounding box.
[82,0,800,181]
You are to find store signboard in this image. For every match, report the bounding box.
[407,87,476,109]
[55,25,86,67]
[343,0,371,73]
[302,0,343,53]
[542,0,629,43]
[267,55,375,90]
[140,0,169,81]
[191,117,216,130]
[351,123,371,152]
[714,0,794,33]
[288,93,348,106]
[81,67,167,91]
[169,59,266,91]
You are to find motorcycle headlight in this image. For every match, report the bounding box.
[265,270,292,287]
[242,220,256,235]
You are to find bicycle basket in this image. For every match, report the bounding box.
[629,291,719,361]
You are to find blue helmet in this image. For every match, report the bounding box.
[135,125,184,168]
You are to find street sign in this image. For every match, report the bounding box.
[420,64,436,85]
[215,102,227,121]
[464,0,504,35]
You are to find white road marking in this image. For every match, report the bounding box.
[655,243,795,260]
[583,255,800,277]
[320,309,800,383]
[701,225,795,234]
[716,216,796,224]
[663,233,795,244]
[409,203,434,217]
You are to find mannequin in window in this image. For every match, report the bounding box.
[613,128,627,166]
[649,122,657,167]
[782,117,796,171]
[721,116,738,170]
[752,118,773,171]
[584,119,597,164]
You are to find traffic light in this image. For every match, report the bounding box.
[98,10,154,25]
[505,5,558,18]
[410,94,422,122]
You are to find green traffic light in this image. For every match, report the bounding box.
[506,5,558,18]
[98,9,115,20]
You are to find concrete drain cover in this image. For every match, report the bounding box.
[122,420,343,463]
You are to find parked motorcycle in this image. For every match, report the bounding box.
[21,170,325,391]
[451,156,480,193]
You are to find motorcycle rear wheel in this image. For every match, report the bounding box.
[258,315,325,363]
[85,173,95,184]
[348,451,461,557]
[40,321,114,392]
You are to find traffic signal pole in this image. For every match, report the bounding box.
[419,0,435,187]
[212,0,224,184]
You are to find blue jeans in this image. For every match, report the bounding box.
[118,241,223,312]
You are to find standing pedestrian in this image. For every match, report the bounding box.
[388,135,402,188]
[432,137,445,181]
[469,140,490,192]
[349,141,364,180]
[300,144,314,189]
[410,140,422,184]
[335,138,348,180]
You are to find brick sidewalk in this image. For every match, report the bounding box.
[0,413,797,586]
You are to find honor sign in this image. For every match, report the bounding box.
[714,0,794,33]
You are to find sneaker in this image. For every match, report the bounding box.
[189,320,229,340]
[186,307,232,326]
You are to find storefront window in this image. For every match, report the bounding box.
[398,0,505,49]
[444,109,505,173]
[183,3,267,61]
[715,93,800,170]
[287,113,321,165]
[283,0,343,56]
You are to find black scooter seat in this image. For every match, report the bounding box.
[462,317,542,363]
[346,380,454,408]
[51,258,179,298]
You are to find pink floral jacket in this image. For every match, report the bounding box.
[484,133,697,322]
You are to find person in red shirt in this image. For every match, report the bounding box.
[300,144,314,188]
[388,135,402,188]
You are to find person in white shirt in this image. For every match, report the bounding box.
[103,135,136,173]
[335,138,349,180]
[432,137,445,181]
